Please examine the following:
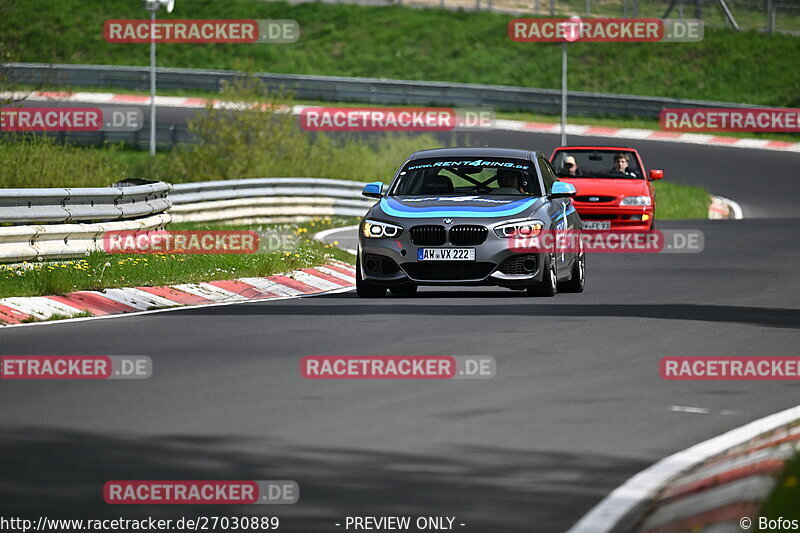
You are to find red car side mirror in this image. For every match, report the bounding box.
[649,169,664,180]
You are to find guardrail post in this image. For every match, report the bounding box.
[767,0,775,32]
[533,0,539,14]
[585,0,590,16]
[550,0,555,15]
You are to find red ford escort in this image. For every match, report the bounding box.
[549,146,663,230]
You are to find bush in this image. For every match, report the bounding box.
[153,73,440,183]
[0,135,127,188]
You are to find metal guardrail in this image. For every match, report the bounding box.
[0,181,173,262]
[0,214,172,262]
[0,178,373,262]
[169,178,375,224]
[2,63,766,119]
[0,181,172,224]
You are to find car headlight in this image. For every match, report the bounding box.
[361,220,403,239]
[619,196,652,206]
[494,220,544,238]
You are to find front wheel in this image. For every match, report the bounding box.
[356,264,386,298]
[527,253,557,297]
[558,252,585,293]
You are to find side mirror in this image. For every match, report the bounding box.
[649,169,664,180]
[549,181,576,199]
[362,181,383,199]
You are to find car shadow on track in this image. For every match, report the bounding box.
[0,427,648,533]
[185,297,800,330]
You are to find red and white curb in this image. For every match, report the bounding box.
[567,405,800,533]
[492,119,800,153]
[0,260,355,327]
[7,90,800,154]
[634,424,800,532]
[709,196,744,220]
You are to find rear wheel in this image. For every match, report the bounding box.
[558,252,585,293]
[527,254,557,297]
[356,263,386,298]
[390,284,418,296]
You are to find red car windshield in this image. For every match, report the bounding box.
[552,150,643,179]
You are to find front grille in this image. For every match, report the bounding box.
[575,195,615,203]
[409,225,446,245]
[580,214,622,220]
[363,254,400,275]
[499,254,538,275]
[401,262,495,281]
[449,225,488,245]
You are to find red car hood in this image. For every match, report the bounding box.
[560,177,649,201]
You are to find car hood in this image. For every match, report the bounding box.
[560,177,649,199]
[378,196,545,219]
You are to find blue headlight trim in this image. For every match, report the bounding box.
[380,197,542,218]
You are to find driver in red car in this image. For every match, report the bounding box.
[608,153,640,177]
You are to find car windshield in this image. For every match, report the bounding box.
[551,150,643,179]
[391,157,542,196]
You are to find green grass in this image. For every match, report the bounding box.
[653,180,710,220]
[3,0,799,108]
[0,135,129,188]
[760,451,800,521]
[0,219,356,299]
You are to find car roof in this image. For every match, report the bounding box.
[408,147,537,161]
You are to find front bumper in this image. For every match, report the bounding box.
[574,204,654,231]
[358,227,548,287]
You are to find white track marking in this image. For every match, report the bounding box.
[669,405,710,414]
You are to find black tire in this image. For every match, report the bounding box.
[356,263,386,298]
[390,284,418,296]
[527,253,557,297]
[558,251,585,293]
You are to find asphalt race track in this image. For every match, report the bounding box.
[2,101,800,532]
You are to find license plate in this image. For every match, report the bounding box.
[418,248,475,261]
[583,221,611,230]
